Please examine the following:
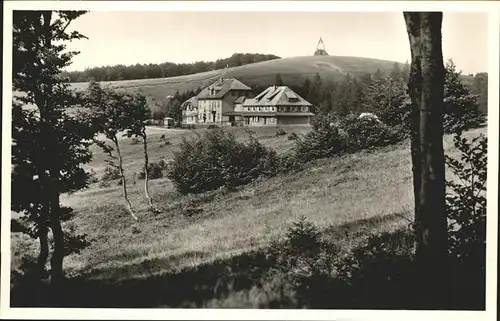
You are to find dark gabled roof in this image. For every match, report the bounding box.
[181,96,198,109]
[197,78,252,100]
[243,86,313,107]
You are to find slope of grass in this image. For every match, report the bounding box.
[10,126,486,308]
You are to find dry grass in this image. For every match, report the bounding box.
[11,126,486,285]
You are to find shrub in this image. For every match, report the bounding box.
[101,166,121,181]
[341,114,403,151]
[445,132,486,274]
[139,161,166,180]
[276,128,287,136]
[98,180,111,188]
[167,129,279,194]
[87,168,99,184]
[293,114,349,162]
[287,132,298,141]
[207,124,220,129]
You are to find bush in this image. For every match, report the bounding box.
[167,128,279,194]
[287,132,298,141]
[292,114,405,163]
[276,128,287,136]
[445,132,486,278]
[293,114,349,162]
[101,166,121,181]
[98,180,111,188]
[207,124,220,129]
[341,114,404,151]
[139,161,166,180]
[87,168,99,184]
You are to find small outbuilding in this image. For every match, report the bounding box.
[164,117,175,128]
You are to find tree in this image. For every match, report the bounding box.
[402,60,411,81]
[164,92,183,125]
[442,60,486,132]
[308,73,323,107]
[471,72,488,115]
[373,68,384,82]
[389,62,402,80]
[275,74,284,86]
[12,11,93,288]
[403,12,448,307]
[83,82,138,220]
[122,93,160,213]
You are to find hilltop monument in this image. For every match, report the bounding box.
[314,37,329,56]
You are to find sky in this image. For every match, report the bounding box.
[65,11,489,74]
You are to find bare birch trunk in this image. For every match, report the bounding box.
[112,136,138,220]
[141,129,157,213]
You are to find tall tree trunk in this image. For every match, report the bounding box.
[403,12,423,222]
[49,193,65,284]
[404,12,449,308]
[418,12,449,307]
[113,136,138,220]
[37,221,49,277]
[141,129,157,213]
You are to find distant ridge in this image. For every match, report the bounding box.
[68,55,440,104]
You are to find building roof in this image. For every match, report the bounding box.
[242,86,313,107]
[223,111,315,117]
[234,96,247,104]
[197,78,252,100]
[181,96,198,109]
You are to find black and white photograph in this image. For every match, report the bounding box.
[1,1,498,320]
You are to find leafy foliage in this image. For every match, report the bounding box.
[442,60,486,133]
[445,133,487,268]
[12,10,94,282]
[292,114,350,162]
[275,128,287,136]
[341,114,404,151]
[138,161,166,180]
[292,114,347,161]
[101,166,121,182]
[287,132,298,141]
[167,129,279,194]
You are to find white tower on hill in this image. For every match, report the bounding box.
[314,37,329,56]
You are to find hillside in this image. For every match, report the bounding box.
[68,55,407,104]
[11,125,486,308]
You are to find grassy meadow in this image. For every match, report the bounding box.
[10,124,486,308]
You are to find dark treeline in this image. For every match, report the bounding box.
[150,87,203,122]
[61,53,281,83]
[149,59,487,126]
